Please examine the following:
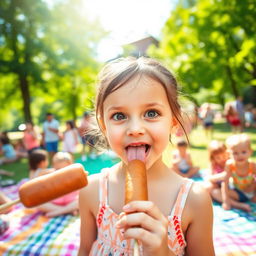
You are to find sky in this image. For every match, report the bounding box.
[84,0,174,61]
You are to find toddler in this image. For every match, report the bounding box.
[221,134,256,212]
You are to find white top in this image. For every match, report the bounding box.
[43,119,59,142]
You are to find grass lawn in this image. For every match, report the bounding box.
[1,121,255,184]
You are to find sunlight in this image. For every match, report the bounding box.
[83,0,173,60]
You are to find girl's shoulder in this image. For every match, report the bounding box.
[79,173,101,215]
[184,181,213,221]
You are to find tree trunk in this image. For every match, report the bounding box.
[18,74,32,123]
[226,65,239,98]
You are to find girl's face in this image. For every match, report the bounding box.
[229,142,252,164]
[213,151,227,166]
[102,76,173,169]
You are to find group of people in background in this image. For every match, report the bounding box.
[0,111,96,166]
[199,96,256,138]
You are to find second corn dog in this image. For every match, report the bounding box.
[0,163,87,212]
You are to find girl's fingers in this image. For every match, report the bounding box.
[116,211,161,232]
[123,201,167,224]
[123,227,163,249]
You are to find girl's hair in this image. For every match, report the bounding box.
[226,133,251,149]
[52,152,73,164]
[208,140,226,162]
[94,56,185,148]
[29,149,48,170]
[66,120,75,129]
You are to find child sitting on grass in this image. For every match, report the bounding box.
[172,139,200,178]
[36,152,79,218]
[221,133,256,212]
[204,140,229,201]
[28,149,52,179]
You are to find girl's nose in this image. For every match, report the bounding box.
[126,119,145,137]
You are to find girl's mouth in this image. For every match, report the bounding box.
[125,144,150,162]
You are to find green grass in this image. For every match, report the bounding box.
[1,121,256,184]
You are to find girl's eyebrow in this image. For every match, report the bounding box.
[106,102,165,112]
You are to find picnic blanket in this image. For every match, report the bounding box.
[0,180,80,256]
[1,173,256,255]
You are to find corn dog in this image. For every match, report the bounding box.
[125,159,148,256]
[0,163,87,212]
[125,160,148,204]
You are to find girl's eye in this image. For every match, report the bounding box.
[145,110,159,119]
[112,112,126,121]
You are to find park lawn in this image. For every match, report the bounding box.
[1,121,255,184]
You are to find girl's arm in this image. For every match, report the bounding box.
[78,175,99,256]
[185,184,215,256]
[46,200,78,218]
[221,166,232,210]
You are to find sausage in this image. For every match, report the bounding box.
[19,163,88,207]
[125,160,148,204]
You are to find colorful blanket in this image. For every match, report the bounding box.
[1,178,256,255]
[0,180,80,256]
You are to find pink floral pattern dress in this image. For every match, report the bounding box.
[89,169,193,256]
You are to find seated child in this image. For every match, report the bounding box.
[0,192,11,235]
[172,139,200,178]
[221,134,256,212]
[28,149,52,179]
[0,137,17,165]
[36,152,79,218]
[204,140,228,200]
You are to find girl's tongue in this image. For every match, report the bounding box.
[126,146,146,162]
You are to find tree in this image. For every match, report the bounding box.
[0,0,106,127]
[149,0,256,105]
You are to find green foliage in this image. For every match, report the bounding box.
[0,0,107,129]
[149,0,256,106]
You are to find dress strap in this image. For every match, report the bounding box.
[99,168,109,205]
[171,179,193,217]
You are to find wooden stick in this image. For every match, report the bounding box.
[0,198,20,213]
[134,240,140,256]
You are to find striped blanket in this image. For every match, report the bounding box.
[1,179,256,255]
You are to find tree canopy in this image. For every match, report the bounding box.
[149,0,256,106]
[0,0,106,130]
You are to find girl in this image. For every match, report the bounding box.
[79,57,214,256]
[172,139,199,178]
[204,140,228,201]
[63,120,79,155]
[23,122,41,154]
[221,134,256,212]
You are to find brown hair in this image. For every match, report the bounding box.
[208,140,226,162]
[29,149,48,170]
[94,56,185,148]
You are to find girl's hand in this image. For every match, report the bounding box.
[222,202,231,210]
[116,201,173,256]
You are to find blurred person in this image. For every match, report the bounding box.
[23,122,41,154]
[221,134,256,212]
[36,152,81,218]
[28,149,52,179]
[225,103,242,133]
[172,139,200,178]
[42,113,60,161]
[63,120,79,155]
[0,137,17,165]
[200,103,215,139]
